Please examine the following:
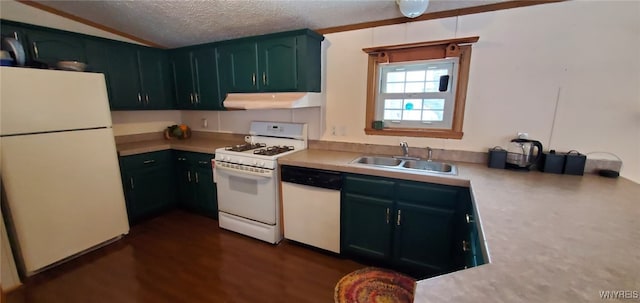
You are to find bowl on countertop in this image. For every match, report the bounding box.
[57,61,87,72]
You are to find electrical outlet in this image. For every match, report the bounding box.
[202,118,208,128]
[331,126,337,136]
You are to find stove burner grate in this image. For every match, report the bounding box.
[225,143,266,152]
[253,146,295,156]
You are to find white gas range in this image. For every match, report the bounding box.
[213,121,307,244]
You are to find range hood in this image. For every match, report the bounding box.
[223,92,322,110]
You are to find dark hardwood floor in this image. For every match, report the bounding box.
[7,210,364,303]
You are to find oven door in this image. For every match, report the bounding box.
[215,164,277,225]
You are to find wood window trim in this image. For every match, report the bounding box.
[363,37,477,139]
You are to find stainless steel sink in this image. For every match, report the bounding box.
[353,156,402,166]
[350,156,457,175]
[402,160,455,173]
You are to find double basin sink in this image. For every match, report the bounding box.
[351,156,457,175]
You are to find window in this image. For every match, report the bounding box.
[363,37,478,139]
[377,58,458,129]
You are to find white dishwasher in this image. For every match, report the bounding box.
[281,165,342,253]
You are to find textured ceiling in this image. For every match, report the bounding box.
[34,0,504,48]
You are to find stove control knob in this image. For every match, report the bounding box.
[251,161,258,166]
[237,159,243,165]
[258,161,265,167]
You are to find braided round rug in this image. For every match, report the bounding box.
[334,267,416,303]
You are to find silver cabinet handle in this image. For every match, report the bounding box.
[397,210,402,226]
[32,42,39,58]
[189,93,194,104]
[195,172,199,184]
[130,177,134,189]
[262,72,266,85]
[187,171,192,182]
[177,157,187,161]
[198,161,209,165]
[145,94,149,104]
[13,32,18,41]
[143,160,155,164]
[252,73,256,86]
[137,93,142,103]
[462,240,471,252]
[386,208,390,224]
[466,214,475,224]
[195,93,199,104]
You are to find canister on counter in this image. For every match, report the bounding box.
[564,150,586,175]
[488,146,507,169]
[540,150,565,174]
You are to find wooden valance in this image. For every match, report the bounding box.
[363,36,479,63]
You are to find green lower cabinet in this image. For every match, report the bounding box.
[174,151,218,218]
[120,150,176,224]
[341,193,393,260]
[341,173,482,279]
[393,202,456,275]
[194,166,218,218]
[453,189,485,269]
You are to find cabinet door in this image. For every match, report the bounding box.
[341,193,393,261]
[170,50,196,109]
[192,48,223,110]
[125,165,175,223]
[218,42,258,93]
[258,36,298,91]
[194,166,218,218]
[84,39,113,100]
[106,44,142,110]
[25,29,86,66]
[138,48,172,109]
[394,201,456,275]
[175,155,197,211]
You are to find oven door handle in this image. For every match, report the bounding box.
[216,164,273,180]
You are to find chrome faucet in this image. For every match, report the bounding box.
[426,147,433,161]
[400,141,409,157]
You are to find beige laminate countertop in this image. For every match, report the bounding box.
[116,138,239,156]
[278,150,640,303]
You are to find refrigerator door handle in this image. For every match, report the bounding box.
[130,177,134,189]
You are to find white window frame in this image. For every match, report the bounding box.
[375,57,459,130]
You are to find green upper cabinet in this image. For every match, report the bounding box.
[107,44,173,110]
[170,47,223,110]
[218,41,259,93]
[24,29,86,66]
[258,36,297,91]
[138,48,172,109]
[105,44,141,110]
[217,29,323,96]
[170,50,195,109]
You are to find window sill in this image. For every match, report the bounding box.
[364,128,463,139]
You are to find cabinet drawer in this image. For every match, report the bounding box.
[192,153,214,168]
[121,150,172,170]
[343,174,395,199]
[174,151,213,168]
[396,181,461,209]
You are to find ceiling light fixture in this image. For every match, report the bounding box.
[396,0,430,18]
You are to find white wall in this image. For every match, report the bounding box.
[321,0,640,183]
[0,0,143,44]
[2,0,638,182]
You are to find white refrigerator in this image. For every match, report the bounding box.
[0,67,129,277]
